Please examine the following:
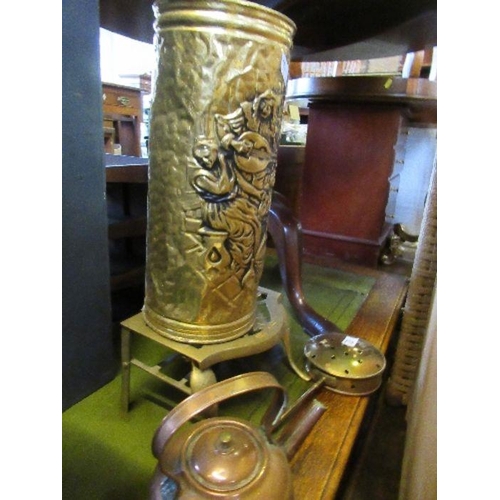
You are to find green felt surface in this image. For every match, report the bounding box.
[62,256,375,499]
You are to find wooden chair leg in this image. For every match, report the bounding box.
[268,191,342,336]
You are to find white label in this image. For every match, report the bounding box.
[342,336,359,347]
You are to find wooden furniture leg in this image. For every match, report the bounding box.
[268,191,342,336]
[120,327,132,414]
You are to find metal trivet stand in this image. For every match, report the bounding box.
[120,287,289,413]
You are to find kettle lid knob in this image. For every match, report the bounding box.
[216,431,234,452]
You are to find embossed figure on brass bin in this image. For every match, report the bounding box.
[192,90,280,290]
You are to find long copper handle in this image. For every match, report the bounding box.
[152,371,287,458]
[268,191,343,336]
[281,399,327,460]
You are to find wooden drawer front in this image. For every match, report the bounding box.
[102,85,142,117]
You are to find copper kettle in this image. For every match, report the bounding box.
[150,371,325,499]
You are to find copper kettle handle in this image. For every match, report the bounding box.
[152,371,287,458]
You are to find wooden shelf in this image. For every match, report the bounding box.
[102,82,144,157]
[105,155,148,294]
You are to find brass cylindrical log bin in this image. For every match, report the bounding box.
[143,0,296,343]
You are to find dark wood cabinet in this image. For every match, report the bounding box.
[102,82,144,157]
[286,76,437,267]
[300,102,406,267]
[105,155,149,321]
[275,145,306,219]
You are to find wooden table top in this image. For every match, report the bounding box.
[105,154,149,183]
[287,262,407,498]
[286,76,437,104]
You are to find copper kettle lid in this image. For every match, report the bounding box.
[184,419,267,492]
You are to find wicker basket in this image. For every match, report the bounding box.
[386,159,437,406]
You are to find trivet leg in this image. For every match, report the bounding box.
[189,364,217,393]
[189,364,218,417]
[121,327,132,413]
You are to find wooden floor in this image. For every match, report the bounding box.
[338,386,409,500]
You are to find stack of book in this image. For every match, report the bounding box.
[297,48,437,81]
[300,54,406,78]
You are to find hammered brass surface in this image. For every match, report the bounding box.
[123,288,288,370]
[143,0,296,344]
[303,333,387,395]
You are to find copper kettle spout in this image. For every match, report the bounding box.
[271,378,327,460]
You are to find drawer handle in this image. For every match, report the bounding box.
[117,96,131,106]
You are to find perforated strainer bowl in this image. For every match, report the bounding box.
[304,333,386,396]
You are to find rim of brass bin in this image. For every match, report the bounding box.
[143,304,257,345]
[154,0,297,46]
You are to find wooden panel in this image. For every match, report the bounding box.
[275,145,306,218]
[301,103,402,239]
[102,82,142,116]
[105,160,148,296]
[298,102,404,266]
[302,223,394,268]
[106,164,148,183]
[102,82,144,157]
[63,0,115,411]
[115,120,140,157]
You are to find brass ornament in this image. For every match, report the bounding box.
[143,0,296,343]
